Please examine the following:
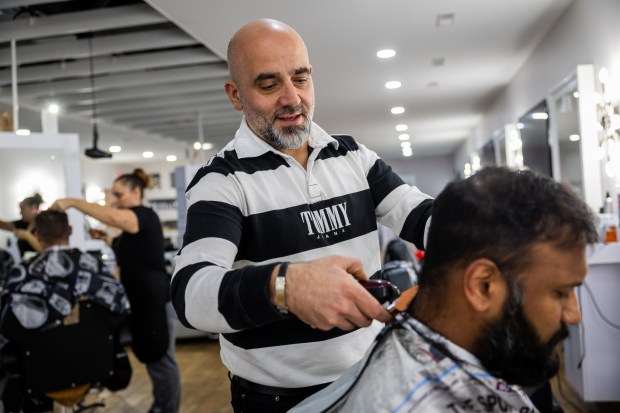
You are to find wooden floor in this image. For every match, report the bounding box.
[95,338,619,413]
[103,338,231,413]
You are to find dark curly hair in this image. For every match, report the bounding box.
[34,210,70,244]
[419,167,598,294]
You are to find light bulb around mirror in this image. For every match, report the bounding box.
[599,67,610,85]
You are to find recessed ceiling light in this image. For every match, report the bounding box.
[16,129,30,136]
[436,13,455,28]
[193,141,201,150]
[377,49,396,59]
[47,103,60,114]
[398,134,410,141]
[531,112,548,120]
[403,151,413,157]
[166,155,177,162]
[202,143,213,150]
[516,123,525,129]
[569,134,581,142]
[401,141,412,148]
[109,145,121,153]
[431,57,445,67]
[391,106,405,115]
[396,124,408,132]
[385,81,402,89]
[142,151,154,158]
[573,91,580,99]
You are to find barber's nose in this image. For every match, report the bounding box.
[278,80,301,107]
[562,289,582,325]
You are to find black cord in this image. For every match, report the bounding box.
[87,35,100,146]
[576,288,585,369]
[583,282,620,330]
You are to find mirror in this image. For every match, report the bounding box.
[0,132,87,249]
[0,149,66,217]
[480,139,496,167]
[518,100,552,176]
[496,128,507,166]
[552,82,584,197]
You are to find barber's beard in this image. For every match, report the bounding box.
[245,104,313,150]
[474,283,569,387]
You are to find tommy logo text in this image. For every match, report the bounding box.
[300,202,351,237]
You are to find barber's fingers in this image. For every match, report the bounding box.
[311,283,387,331]
[353,285,392,324]
[335,255,369,282]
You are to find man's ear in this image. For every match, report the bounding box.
[462,258,507,315]
[68,225,73,237]
[224,80,243,111]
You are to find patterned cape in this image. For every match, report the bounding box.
[290,314,539,413]
[1,246,130,331]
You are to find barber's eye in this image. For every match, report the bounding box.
[555,290,569,299]
[260,84,276,91]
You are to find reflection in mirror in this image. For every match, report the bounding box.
[496,129,507,166]
[0,149,66,218]
[480,139,496,167]
[554,86,584,197]
[518,100,552,176]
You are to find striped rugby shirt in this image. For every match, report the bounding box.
[171,119,433,387]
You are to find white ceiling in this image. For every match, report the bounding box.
[0,0,574,162]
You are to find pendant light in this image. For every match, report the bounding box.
[84,34,112,159]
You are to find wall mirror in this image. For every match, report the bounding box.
[480,139,496,167]
[548,75,584,197]
[518,100,552,176]
[0,133,87,249]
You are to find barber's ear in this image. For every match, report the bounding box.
[462,258,507,315]
[225,80,243,111]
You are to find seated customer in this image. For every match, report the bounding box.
[291,167,597,413]
[1,210,130,334]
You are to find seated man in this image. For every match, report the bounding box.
[1,210,130,335]
[291,167,597,413]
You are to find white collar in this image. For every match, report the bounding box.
[43,245,73,253]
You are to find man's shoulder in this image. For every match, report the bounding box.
[186,148,287,192]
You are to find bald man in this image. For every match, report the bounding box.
[171,19,433,412]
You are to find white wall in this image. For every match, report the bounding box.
[384,155,456,198]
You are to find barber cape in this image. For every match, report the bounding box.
[290,314,538,413]
[1,246,130,331]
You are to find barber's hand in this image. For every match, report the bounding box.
[284,256,391,331]
[89,228,107,239]
[49,198,74,212]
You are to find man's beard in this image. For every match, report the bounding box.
[245,103,312,150]
[474,282,569,387]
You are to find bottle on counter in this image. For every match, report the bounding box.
[606,225,618,244]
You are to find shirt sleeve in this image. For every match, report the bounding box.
[357,142,433,250]
[170,166,285,333]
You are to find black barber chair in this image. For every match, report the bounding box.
[0,301,132,413]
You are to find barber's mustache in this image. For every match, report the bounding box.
[274,105,308,119]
